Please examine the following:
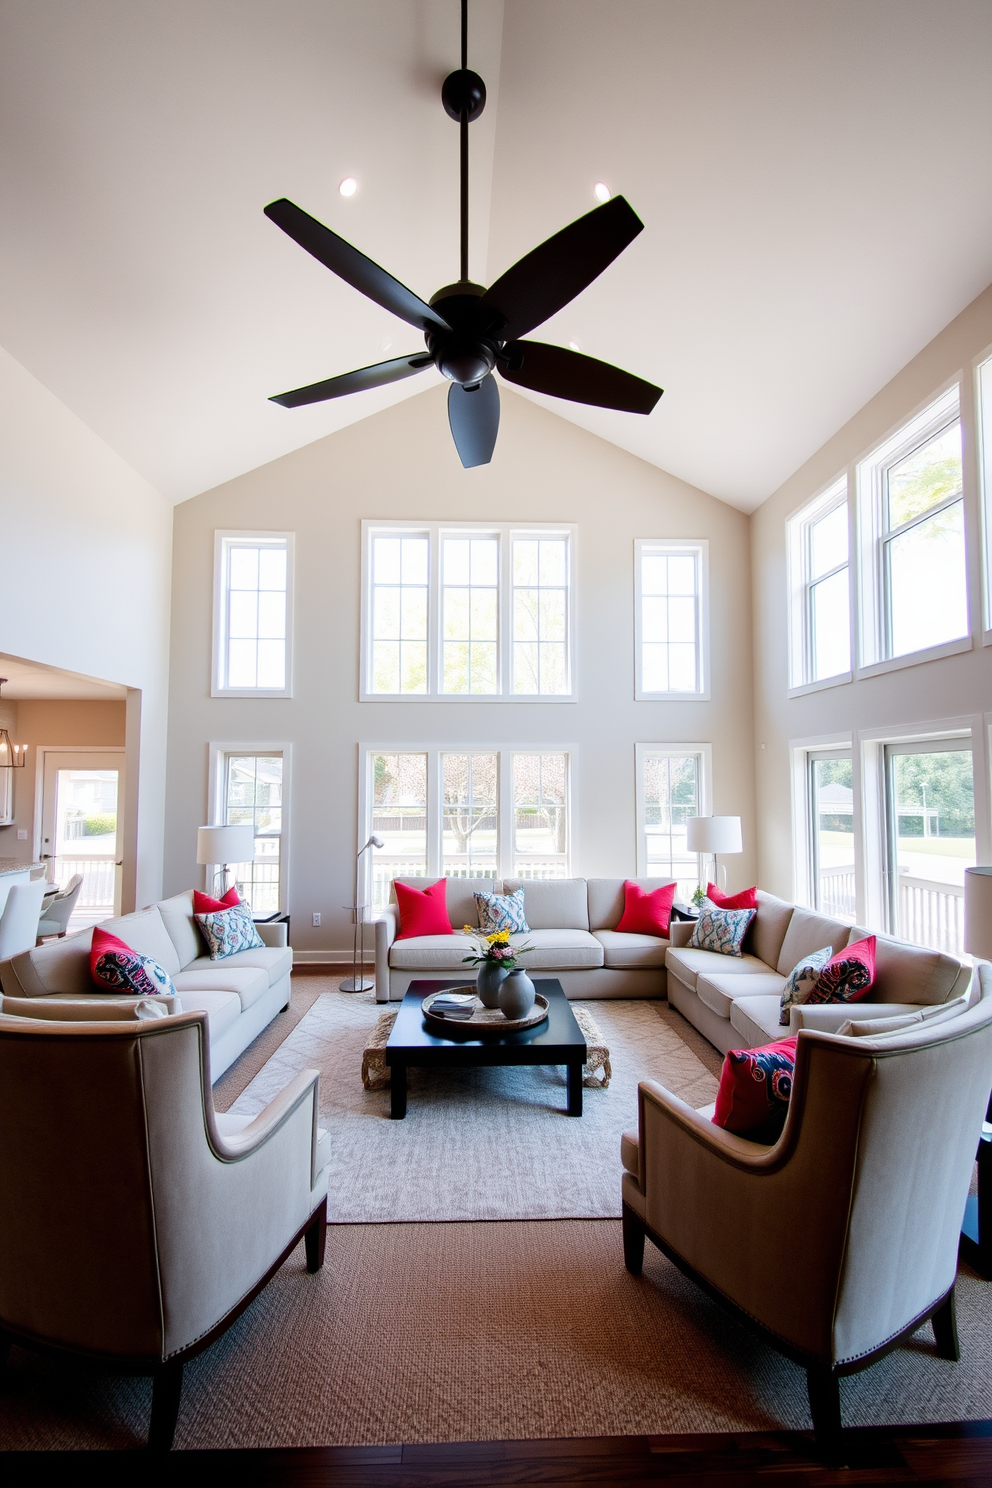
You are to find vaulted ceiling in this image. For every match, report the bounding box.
[2,1,992,512]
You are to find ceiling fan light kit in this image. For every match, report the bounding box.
[264,0,662,467]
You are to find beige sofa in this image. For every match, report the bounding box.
[666,890,973,1054]
[374,876,678,1002]
[0,890,292,1080]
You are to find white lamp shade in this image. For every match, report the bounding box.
[965,867,992,960]
[196,824,256,865]
[686,815,743,855]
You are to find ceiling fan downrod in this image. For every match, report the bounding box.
[440,0,485,286]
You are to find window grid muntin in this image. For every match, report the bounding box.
[441,535,500,695]
[441,751,499,876]
[223,752,283,915]
[511,537,570,696]
[511,751,569,878]
[641,751,701,898]
[370,533,430,695]
[635,540,707,699]
[216,534,291,695]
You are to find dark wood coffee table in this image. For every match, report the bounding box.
[385,978,587,1120]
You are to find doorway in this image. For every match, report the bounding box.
[40,750,125,929]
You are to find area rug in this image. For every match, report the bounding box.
[227,991,718,1224]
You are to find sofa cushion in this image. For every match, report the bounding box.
[155,891,205,968]
[98,907,182,977]
[511,928,604,969]
[616,881,676,937]
[392,877,498,930]
[587,878,676,931]
[775,907,852,975]
[593,930,668,969]
[752,891,795,970]
[666,946,772,992]
[389,931,477,970]
[178,989,242,1042]
[502,879,589,931]
[782,935,876,1025]
[847,926,968,1005]
[172,965,270,1012]
[180,944,292,987]
[696,972,787,1021]
[729,993,789,1047]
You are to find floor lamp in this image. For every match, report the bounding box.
[685,815,743,894]
[961,866,992,1277]
[341,835,384,993]
[196,824,256,898]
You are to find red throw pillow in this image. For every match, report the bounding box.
[89,926,133,979]
[707,883,759,911]
[193,886,242,915]
[394,879,453,940]
[616,880,677,937]
[803,935,876,1008]
[713,1036,797,1140]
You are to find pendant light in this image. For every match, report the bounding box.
[0,679,27,769]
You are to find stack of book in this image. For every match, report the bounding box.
[429,991,478,1020]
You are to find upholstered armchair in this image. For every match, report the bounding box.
[621,970,992,1459]
[0,879,48,962]
[0,1004,329,1450]
[35,873,83,940]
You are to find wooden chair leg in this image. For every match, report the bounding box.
[305,1197,328,1273]
[806,1365,845,1464]
[0,1329,10,1377]
[148,1359,183,1453]
[932,1288,960,1361]
[622,1201,645,1276]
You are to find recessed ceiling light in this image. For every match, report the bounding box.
[593,182,611,203]
[339,177,358,198]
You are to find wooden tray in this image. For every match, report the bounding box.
[421,989,550,1034]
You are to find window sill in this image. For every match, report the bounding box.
[787,671,852,699]
[856,634,973,681]
[211,687,293,699]
[359,692,578,704]
[634,690,710,702]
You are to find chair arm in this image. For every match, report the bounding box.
[255,921,288,948]
[208,1068,324,1188]
[1,993,181,1020]
[668,921,694,948]
[375,909,398,998]
[789,1001,920,1034]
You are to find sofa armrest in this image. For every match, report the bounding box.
[375,908,398,999]
[668,921,694,948]
[1,993,182,1020]
[207,1068,325,1187]
[255,921,288,948]
[789,1001,924,1034]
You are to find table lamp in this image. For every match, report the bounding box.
[686,815,743,893]
[196,824,256,897]
[965,867,992,963]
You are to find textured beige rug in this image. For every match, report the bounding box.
[227,991,719,1224]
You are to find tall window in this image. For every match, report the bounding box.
[364,747,571,910]
[213,533,293,696]
[221,752,284,914]
[859,389,968,665]
[788,481,850,687]
[635,745,708,898]
[806,750,855,921]
[635,540,708,698]
[977,351,992,633]
[363,522,575,700]
[883,739,975,955]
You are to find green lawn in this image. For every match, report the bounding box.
[819,830,974,858]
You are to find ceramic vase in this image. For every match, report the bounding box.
[476,961,508,1008]
[498,968,536,1019]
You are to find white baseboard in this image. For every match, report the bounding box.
[292,949,372,966]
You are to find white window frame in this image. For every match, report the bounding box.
[359,744,575,904]
[634,539,709,700]
[212,531,294,698]
[856,385,972,678]
[360,520,577,702]
[974,345,992,645]
[634,742,712,880]
[787,478,852,694]
[206,743,290,915]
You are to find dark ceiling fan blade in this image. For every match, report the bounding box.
[264,198,451,335]
[499,341,662,414]
[480,196,643,341]
[448,376,500,467]
[270,353,433,408]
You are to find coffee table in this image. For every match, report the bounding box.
[385,977,587,1120]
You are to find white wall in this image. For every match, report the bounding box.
[0,347,173,908]
[751,282,992,902]
[166,384,755,959]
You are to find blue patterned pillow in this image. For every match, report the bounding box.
[93,950,177,998]
[474,888,530,934]
[195,902,265,960]
[688,906,755,957]
[778,946,832,1024]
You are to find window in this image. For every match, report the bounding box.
[364,747,571,910]
[788,481,850,688]
[883,738,975,955]
[858,388,968,667]
[213,533,293,696]
[218,752,285,914]
[635,540,708,698]
[806,750,855,921]
[635,744,709,899]
[362,522,575,700]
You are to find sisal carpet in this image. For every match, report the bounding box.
[225,990,719,1223]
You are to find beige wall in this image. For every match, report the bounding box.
[751,282,992,903]
[166,385,755,960]
[0,348,172,909]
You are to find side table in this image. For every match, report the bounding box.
[254,910,291,937]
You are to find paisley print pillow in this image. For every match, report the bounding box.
[195,902,265,960]
[778,946,832,1024]
[688,906,755,957]
[474,888,530,934]
[713,1036,797,1140]
[90,927,177,997]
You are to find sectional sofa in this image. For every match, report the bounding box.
[0,890,292,1079]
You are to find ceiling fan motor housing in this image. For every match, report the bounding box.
[427,282,501,385]
[441,68,486,122]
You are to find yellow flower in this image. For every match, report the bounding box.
[487,928,511,944]
[462,924,473,934]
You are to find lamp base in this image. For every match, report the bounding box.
[340,976,375,993]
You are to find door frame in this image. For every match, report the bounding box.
[34,746,127,913]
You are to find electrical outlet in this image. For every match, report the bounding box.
[16,829,27,841]
[312,912,321,926]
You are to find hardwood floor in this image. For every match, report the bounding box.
[4,1423,992,1486]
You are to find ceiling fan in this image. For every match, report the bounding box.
[264,1,662,468]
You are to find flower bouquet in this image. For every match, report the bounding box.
[461,925,533,1009]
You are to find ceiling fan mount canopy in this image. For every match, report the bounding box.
[441,67,486,122]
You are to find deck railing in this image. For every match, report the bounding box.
[898,875,964,956]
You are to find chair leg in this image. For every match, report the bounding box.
[622,1201,645,1276]
[305,1197,328,1273]
[932,1288,960,1361]
[806,1365,845,1464]
[148,1359,183,1453]
[0,1329,10,1377]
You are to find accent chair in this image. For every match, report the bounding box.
[35,872,83,940]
